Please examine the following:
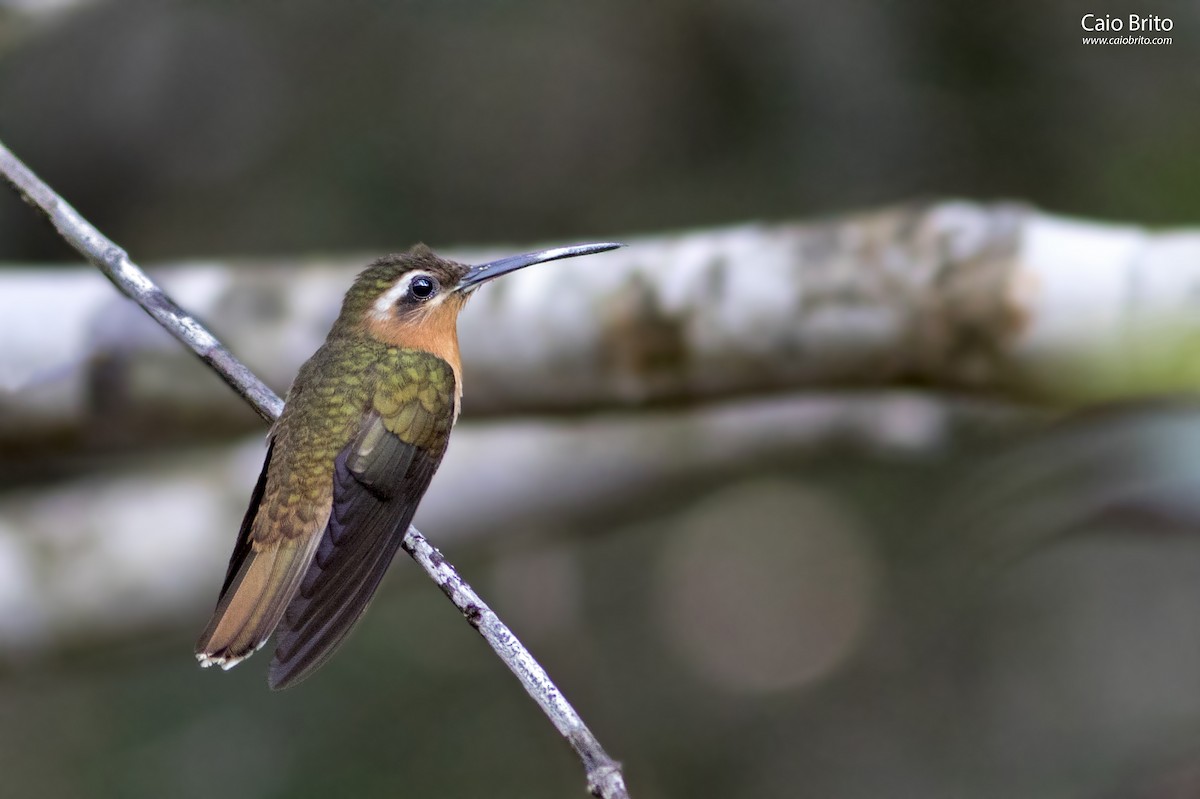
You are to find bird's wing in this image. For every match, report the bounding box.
[220,439,275,597]
[194,437,330,670]
[268,359,456,689]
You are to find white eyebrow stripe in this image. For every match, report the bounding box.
[371,271,435,318]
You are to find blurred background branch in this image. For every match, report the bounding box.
[5,201,1200,477]
[0,391,1029,653]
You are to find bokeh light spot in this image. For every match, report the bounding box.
[658,479,879,694]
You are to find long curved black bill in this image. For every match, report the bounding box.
[456,242,623,292]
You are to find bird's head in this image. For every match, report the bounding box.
[333,241,621,358]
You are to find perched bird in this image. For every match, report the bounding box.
[196,241,620,689]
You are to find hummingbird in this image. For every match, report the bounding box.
[195,241,621,689]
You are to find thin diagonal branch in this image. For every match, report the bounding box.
[0,139,629,799]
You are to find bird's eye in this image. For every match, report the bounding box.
[408,275,438,301]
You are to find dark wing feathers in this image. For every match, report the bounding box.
[218,439,275,597]
[345,414,418,500]
[268,411,446,689]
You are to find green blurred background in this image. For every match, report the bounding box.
[1,0,1198,263]
[2,1,1200,798]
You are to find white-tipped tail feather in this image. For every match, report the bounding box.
[196,651,251,670]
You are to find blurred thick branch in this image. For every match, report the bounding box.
[5,201,1200,459]
[0,140,629,799]
[0,390,1024,650]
